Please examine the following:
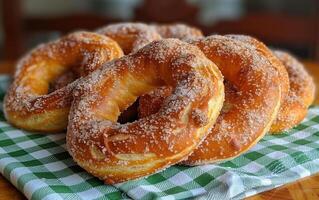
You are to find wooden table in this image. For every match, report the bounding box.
[0,61,318,200]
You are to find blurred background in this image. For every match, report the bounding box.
[0,0,318,61]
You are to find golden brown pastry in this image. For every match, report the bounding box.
[226,34,290,104]
[97,23,162,54]
[270,50,315,133]
[4,31,123,132]
[66,39,224,183]
[139,35,282,164]
[152,23,203,39]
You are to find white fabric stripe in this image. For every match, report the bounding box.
[168,171,192,185]
[218,171,245,198]
[190,188,206,196]
[128,186,149,199]
[160,195,176,200]
[42,193,64,200]
[78,188,103,200]
[0,121,9,127]
[23,179,48,200]
[2,130,25,139]
[0,157,17,173]
[290,165,311,178]
[10,167,32,187]
[244,189,257,198]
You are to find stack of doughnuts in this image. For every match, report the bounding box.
[4,23,315,183]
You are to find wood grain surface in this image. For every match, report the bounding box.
[0,61,318,200]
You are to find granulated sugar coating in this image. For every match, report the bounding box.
[138,35,282,165]
[97,23,162,54]
[182,36,281,164]
[226,34,290,108]
[269,50,315,133]
[152,24,204,40]
[66,38,225,184]
[4,31,123,132]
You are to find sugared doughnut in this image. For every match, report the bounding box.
[152,24,204,39]
[97,23,161,54]
[226,35,315,133]
[4,31,123,132]
[139,35,282,164]
[226,35,290,104]
[66,39,224,183]
[270,50,315,133]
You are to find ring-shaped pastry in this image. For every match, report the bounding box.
[66,39,224,183]
[139,35,282,164]
[4,31,123,132]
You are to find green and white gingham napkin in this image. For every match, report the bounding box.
[1,75,319,200]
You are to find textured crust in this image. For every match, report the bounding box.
[4,31,123,132]
[152,24,204,39]
[97,23,162,54]
[51,23,161,120]
[139,35,282,165]
[66,39,224,183]
[226,35,290,104]
[270,50,315,133]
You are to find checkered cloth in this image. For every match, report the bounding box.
[0,75,319,200]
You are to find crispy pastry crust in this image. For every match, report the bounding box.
[139,35,282,164]
[226,34,290,104]
[4,32,123,132]
[97,23,162,54]
[66,39,224,183]
[270,50,315,133]
[152,24,203,40]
